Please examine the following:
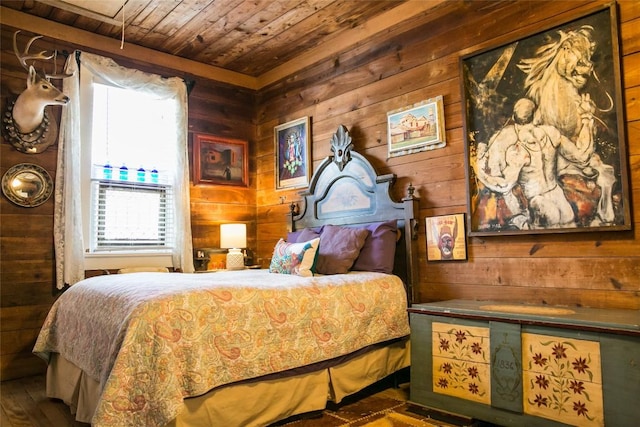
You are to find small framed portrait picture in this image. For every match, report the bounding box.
[426,213,467,262]
[274,117,311,190]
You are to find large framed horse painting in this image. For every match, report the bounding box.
[461,3,630,236]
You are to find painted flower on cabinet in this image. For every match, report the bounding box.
[522,333,604,427]
[431,322,491,404]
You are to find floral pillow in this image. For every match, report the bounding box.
[269,237,320,277]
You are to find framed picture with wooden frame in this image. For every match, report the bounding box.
[461,3,631,236]
[193,133,248,187]
[387,95,446,158]
[274,117,311,190]
[426,214,467,262]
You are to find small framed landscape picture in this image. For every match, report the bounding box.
[425,213,467,262]
[274,117,311,190]
[193,133,248,187]
[387,95,446,158]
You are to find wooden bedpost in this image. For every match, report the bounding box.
[288,202,298,232]
[403,183,419,305]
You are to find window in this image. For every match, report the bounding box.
[92,180,172,249]
[54,51,193,287]
[79,61,186,269]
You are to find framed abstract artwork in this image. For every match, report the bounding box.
[193,133,248,187]
[461,3,630,236]
[426,213,467,262]
[274,117,311,190]
[387,95,446,158]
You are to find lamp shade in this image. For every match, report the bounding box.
[220,223,247,249]
[220,223,247,270]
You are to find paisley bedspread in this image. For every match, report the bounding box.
[33,269,409,427]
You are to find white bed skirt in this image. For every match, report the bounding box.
[46,338,410,427]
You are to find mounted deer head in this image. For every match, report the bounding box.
[2,31,73,153]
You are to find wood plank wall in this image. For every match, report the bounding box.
[1,0,638,382]
[0,26,255,381]
[254,0,640,309]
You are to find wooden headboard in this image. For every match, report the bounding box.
[290,125,419,304]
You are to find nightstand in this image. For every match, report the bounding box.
[194,248,227,271]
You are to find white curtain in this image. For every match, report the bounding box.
[54,51,194,289]
[54,53,84,290]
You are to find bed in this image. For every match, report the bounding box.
[33,125,420,427]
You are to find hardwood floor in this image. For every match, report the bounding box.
[1,374,89,427]
[0,373,410,427]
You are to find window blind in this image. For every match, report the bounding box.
[91,180,174,250]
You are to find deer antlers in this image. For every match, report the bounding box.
[13,30,73,80]
[3,31,72,153]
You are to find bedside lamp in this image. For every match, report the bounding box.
[220,223,247,270]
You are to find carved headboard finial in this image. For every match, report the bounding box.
[289,202,299,216]
[330,125,353,171]
[407,183,415,199]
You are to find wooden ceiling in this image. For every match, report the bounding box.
[2,0,412,78]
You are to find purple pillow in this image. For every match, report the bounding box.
[287,226,322,243]
[315,225,368,275]
[298,227,321,242]
[287,230,303,243]
[352,220,398,274]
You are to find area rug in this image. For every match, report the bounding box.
[273,395,476,427]
[361,411,447,426]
